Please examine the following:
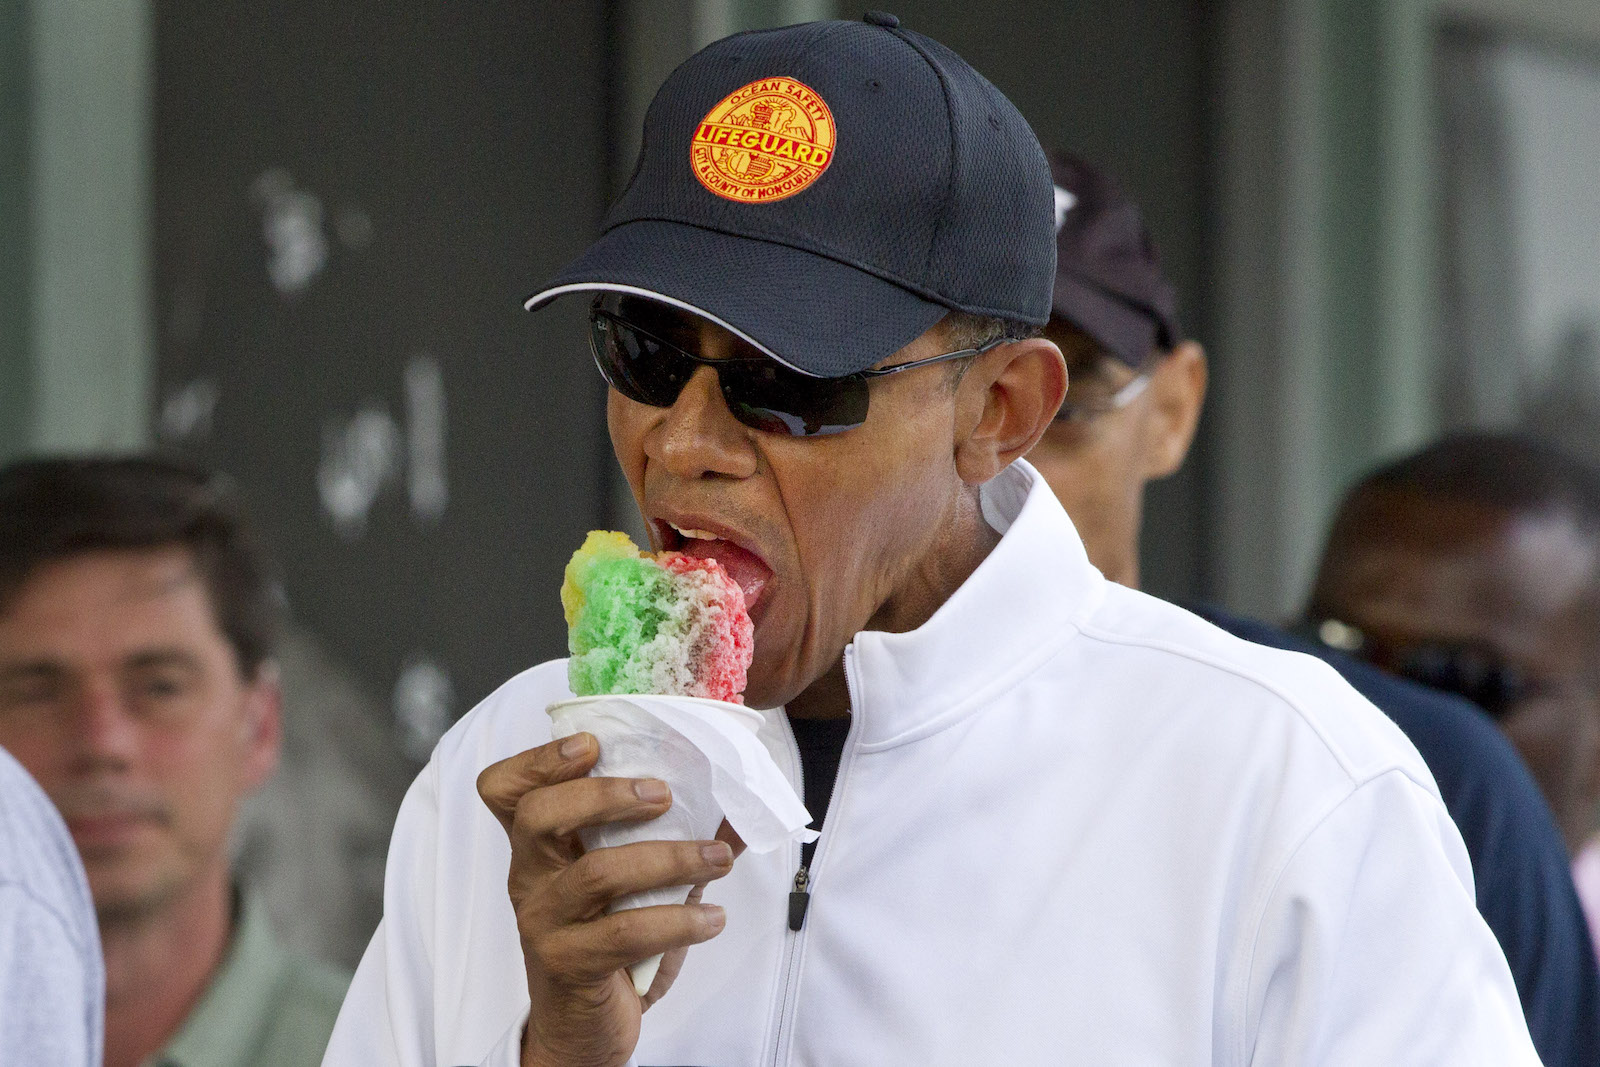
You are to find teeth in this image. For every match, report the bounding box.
[669,523,719,540]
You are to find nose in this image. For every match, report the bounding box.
[649,364,759,481]
[69,679,140,771]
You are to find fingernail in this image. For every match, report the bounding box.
[698,904,726,932]
[558,735,590,759]
[634,779,670,803]
[701,842,733,866]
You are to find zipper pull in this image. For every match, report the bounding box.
[788,864,811,931]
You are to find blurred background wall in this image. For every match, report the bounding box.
[1215,0,1600,622]
[2,0,151,464]
[3,0,1600,872]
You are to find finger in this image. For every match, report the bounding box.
[547,839,734,924]
[537,901,727,984]
[511,776,675,858]
[477,734,598,831]
[642,882,711,1010]
[642,940,688,1009]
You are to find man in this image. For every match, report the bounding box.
[1307,435,1600,955]
[0,744,104,1065]
[0,457,350,1067]
[1024,152,1600,1065]
[328,16,1536,1065]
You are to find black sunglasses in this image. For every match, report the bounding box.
[588,301,1008,437]
[1301,616,1544,720]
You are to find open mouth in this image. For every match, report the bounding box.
[654,518,773,614]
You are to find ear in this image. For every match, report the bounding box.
[1138,340,1207,480]
[238,661,284,794]
[954,337,1069,485]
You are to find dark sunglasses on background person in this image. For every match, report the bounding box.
[588,295,1009,437]
[1299,616,1554,720]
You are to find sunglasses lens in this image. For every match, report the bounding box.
[720,361,869,437]
[590,312,695,408]
[589,303,872,436]
[1396,645,1527,719]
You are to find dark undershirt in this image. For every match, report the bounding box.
[787,715,851,870]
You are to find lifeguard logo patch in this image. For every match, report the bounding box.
[691,77,836,203]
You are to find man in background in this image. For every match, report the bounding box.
[0,744,104,1065]
[1308,434,1600,961]
[1024,151,1600,1065]
[0,456,349,1067]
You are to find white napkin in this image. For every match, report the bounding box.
[546,695,816,994]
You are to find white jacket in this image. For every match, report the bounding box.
[325,460,1538,1066]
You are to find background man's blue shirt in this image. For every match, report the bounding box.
[1194,605,1600,1067]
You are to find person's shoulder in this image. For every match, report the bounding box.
[1079,584,1432,792]
[0,886,102,1067]
[1190,603,1538,792]
[0,749,97,947]
[0,747,61,856]
[1081,584,1355,710]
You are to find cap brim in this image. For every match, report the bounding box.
[524,220,951,378]
[1050,271,1163,367]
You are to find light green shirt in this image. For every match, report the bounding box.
[149,893,350,1067]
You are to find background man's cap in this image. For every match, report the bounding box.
[524,12,1056,378]
[1049,150,1179,366]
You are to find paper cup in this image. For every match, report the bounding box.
[547,694,766,995]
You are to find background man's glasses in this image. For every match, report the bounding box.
[1053,349,1154,423]
[589,300,1007,437]
[1301,616,1558,720]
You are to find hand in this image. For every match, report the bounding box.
[477,733,738,1067]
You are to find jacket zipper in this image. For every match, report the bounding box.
[787,864,810,931]
[767,646,864,1066]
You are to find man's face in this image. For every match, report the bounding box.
[0,547,279,920]
[606,305,980,710]
[1025,326,1153,585]
[1313,490,1600,850]
[1024,321,1205,587]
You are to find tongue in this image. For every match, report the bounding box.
[683,539,771,607]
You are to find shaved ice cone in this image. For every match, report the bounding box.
[553,533,810,998]
[562,530,754,702]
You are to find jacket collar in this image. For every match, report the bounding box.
[844,459,1105,749]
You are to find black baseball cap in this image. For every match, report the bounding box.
[524,12,1057,379]
[1048,151,1179,367]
